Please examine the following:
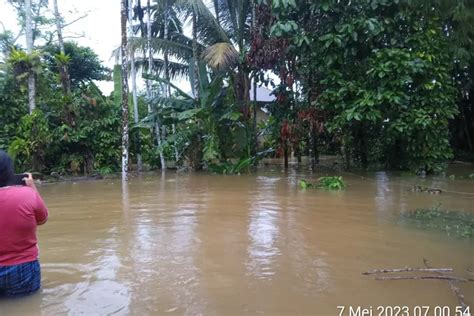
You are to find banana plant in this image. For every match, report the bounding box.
[136,68,246,169]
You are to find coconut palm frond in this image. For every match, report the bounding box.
[129,36,194,61]
[176,0,230,45]
[132,1,184,38]
[149,95,195,111]
[214,0,252,46]
[216,0,238,39]
[202,42,238,70]
[143,74,194,100]
[135,57,190,80]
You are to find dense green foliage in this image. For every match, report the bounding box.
[298,176,346,190]
[43,42,110,86]
[258,0,474,173]
[0,41,123,175]
[315,2,458,172]
[1,0,473,175]
[318,176,346,190]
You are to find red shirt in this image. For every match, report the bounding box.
[0,186,48,266]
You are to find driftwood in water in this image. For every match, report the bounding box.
[374,276,472,282]
[424,259,469,311]
[363,259,471,311]
[363,267,453,275]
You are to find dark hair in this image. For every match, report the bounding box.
[0,150,14,187]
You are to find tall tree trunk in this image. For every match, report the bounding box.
[190,7,203,171]
[309,129,315,169]
[25,0,35,113]
[163,0,179,164]
[144,1,153,113]
[284,141,289,169]
[461,103,473,151]
[192,9,200,100]
[311,128,319,166]
[121,0,130,180]
[251,0,258,161]
[359,123,368,168]
[147,0,166,169]
[252,76,258,160]
[128,0,142,171]
[52,0,71,95]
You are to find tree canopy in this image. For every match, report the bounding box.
[0,0,473,175]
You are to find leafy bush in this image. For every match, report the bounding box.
[318,176,345,190]
[8,109,52,172]
[299,176,345,191]
[298,179,313,189]
[208,157,253,175]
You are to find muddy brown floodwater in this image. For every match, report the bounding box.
[1,167,473,315]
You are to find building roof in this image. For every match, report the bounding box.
[186,84,275,103]
[250,85,275,102]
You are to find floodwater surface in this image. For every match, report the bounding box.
[1,167,473,315]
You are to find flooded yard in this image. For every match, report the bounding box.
[1,167,473,315]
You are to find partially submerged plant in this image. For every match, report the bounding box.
[299,176,345,191]
[208,157,253,175]
[400,206,474,238]
[298,179,313,189]
[318,176,345,190]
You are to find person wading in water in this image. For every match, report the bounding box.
[0,150,48,297]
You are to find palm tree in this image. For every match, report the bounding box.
[153,0,252,112]
[146,0,166,169]
[128,0,142,171]
[130,0,256,168]
[132,0,250,92]
[163,1,180,163]
[121,0,130,180]
[25,0,35,113]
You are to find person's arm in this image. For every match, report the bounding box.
[24,173,48,225]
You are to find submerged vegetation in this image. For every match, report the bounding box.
[208,157,254,175]
[0,0,474,176]
[401,206,474,238]
[318,176,346,191]
[299,176,346,190]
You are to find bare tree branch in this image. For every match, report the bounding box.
[423,259,469,310]
[63,14,89,28]
[362,268,453,275]
[63,34,86,40]
[375,276,473,282]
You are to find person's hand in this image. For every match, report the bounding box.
[23,173,37,190]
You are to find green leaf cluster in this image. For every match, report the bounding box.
[268,0,467,172]
[299,176,345,190]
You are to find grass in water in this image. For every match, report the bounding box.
[400,206,474,238]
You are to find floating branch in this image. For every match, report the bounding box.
[424,259,469,310]
[362,267,453,275]
[374,276,472,282]
[363,259,472,310]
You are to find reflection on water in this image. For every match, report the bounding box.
[247,176,282,280]
[1,168,473,315]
